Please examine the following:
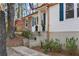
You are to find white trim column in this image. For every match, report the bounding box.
[45,7,48,32]
[38,10,42,32]
[74,3,77,19]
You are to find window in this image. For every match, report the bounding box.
[35,17,38,31]
[66,3,74,19]
[26,20,29,27]
[37,17,38,24]
[77,3,79,17]
[32,17,36,26]
[41,13,46,31]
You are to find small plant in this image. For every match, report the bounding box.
[22,30,32,39]
[65,37,78,55]
[42,39,62,54]
[50,39,62,52]
[42,40,52,54]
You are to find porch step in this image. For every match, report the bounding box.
[9,46,47,56]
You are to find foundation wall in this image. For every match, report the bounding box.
[49,31,79,49]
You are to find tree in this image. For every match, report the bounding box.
[7,3,15,38]
[0,10,7,56]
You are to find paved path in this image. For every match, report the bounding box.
[7,47,21,56]
[7,46,46,56]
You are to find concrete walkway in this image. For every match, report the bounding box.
[7,46,46,56]
[7,47,21,56]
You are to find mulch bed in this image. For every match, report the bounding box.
[31,46,79,56]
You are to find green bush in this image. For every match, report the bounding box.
[22,30,32,39]
[50,39,62,52]
[65,37,78,55]
[41,37,78,55]
[42,39,62,53]
[42,40,52,54]
[66,37,78,50]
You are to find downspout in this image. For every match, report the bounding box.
[47,5,50,40]
[47,4,57,40]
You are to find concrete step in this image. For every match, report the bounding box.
[9,46,47,56]
[7,47,23,56]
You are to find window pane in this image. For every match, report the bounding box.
[66,3,74,11]
[77,8,79,17]
[37,17,38,24]
[77,3,79,17]
[32,17,36,26]
[41,13,46,31]
[66,10,74,19]
[66,3,74,19]
[77,3,79,8]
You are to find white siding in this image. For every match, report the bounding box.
[49,4,79,32]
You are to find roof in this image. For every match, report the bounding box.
[36,3,58,9]
[19,3,58,20]
[21,11,38,19]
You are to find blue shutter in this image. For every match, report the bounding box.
[59,3,64,21]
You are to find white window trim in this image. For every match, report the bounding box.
[74,3,77,19]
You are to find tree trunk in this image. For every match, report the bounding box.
[7,3,15,39]
[0,11,7,56]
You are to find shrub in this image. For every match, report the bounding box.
[42,39,62,53]
[22,30,32,39]
[50,39,62,52]
[65,37,78,55]
[42,40,52,54]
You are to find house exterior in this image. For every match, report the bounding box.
[15,3,79,48]
[22,3,57,47]
[48,3,79,44]
[45,3,79,48]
